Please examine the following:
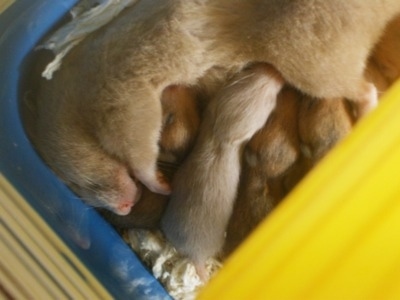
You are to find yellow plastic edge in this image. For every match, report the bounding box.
[198,79,400,300]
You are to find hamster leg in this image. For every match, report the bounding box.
[161,64,284,270]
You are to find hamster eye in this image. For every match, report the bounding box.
[164,112,175,127]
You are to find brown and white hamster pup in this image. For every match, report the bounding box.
[30,0,400,270]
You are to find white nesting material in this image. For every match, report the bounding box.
[124,229,221,300]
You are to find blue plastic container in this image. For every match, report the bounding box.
[0,1,170,298]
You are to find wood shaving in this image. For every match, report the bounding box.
[123,229,221,300]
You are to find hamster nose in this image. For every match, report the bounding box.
[114,200,134,216]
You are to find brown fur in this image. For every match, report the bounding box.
[28,0,400,267]
[223,17,400,256]
[370,16,400,87]
[26,69,201,215]
[223,87,301,256]
[161,64,284,271]
[223,93,353,257]
[100,85,201,226]
[98,188,168,228]
[159,85,201,163]
[298,96,354,163]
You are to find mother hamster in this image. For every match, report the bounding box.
[32,0,400,271]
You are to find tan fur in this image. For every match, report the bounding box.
[98,188,168,228]
[298,96,354,163]
[224,93,352,257]
[223,87,301,256]
[370,16,400,87]
[27,69,201,215]
[29,0,400,265]
[100,85,202,225]
[223,16,400,256]
[161,64,284,269]
[159,85,201,163]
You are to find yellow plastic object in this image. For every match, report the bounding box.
[199,79,400,300]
